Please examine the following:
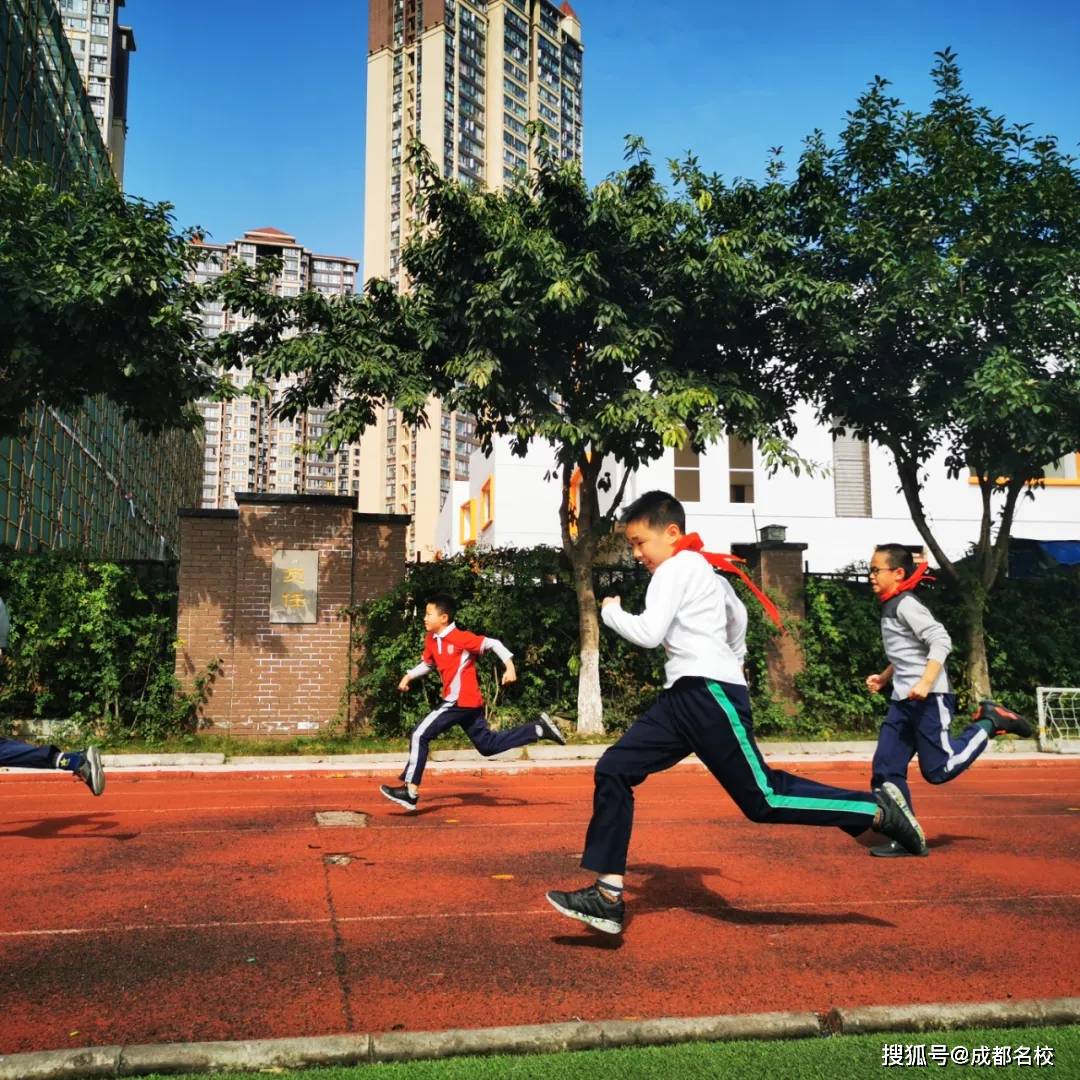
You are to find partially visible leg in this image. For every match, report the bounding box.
[580,698,690,876]
[0,739,104,795]
[546,695,688,934]
[382,702,459,810]
[462,710,546,757]
[871,699,918,809]
[867,701,925,858]
[693,681,880,833]
[915,694,991,787]
[399,702,458,787]
[0,737,59,769]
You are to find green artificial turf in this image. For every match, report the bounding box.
[135,1023,1078,1079]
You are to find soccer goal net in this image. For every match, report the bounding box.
[1036,688,1080,752]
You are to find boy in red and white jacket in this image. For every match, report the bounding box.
[379,592,565,812]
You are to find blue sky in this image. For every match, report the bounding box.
[123,0,1080,265]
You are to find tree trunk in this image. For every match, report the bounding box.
[571,551,604,734]
[963,588,991,701]
[559,452,607,735]
[891,447,1021,705]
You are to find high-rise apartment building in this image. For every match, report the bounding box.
[192,227,362,510]
[360,0,583,559]
[55,0,134,184]
[1,0,201,559]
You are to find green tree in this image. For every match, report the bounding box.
[0,160,218,436]
[778,50,1080,697]
[212,139,801,732]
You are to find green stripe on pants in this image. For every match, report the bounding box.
[705,680,876,818]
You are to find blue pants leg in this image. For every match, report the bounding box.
[0,737,58,769]
[581,677,879,875]
[461,711,539,757]
[871,699,918,809]
[401,704,540,785]
[401,702,463,786]
[914,694,990,785]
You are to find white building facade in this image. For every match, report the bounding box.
[437,405,1080,572]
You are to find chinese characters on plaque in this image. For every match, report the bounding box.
[270,550,319,624]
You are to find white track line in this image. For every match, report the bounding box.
[2,892,1077,940]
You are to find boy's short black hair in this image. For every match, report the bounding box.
[425,593,457,621]
[620,490,686,533]
[874,544,916,578]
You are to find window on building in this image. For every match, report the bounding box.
[728,437,754,503]
[833,431,872,517]
[674,444,701,503]
[460,499,477,546]
[480,477,494,529]
[967,452,1080,487]
[1042,454,1080,482]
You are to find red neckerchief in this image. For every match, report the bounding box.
[673,533,784,630]
[877,561,935,603]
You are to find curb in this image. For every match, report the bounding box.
[2,998,1077,1079]
[0,739,1055,777]
[825,997,1080,1036]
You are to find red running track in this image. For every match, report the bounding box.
[1,759,1078,1054]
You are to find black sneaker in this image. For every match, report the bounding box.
[75,746,105,797]
[873,782,926,856]
[870,839,930,858]
[537,712,566,746]
[379,783,418,812]
[975,699,1034,738]
[546,884,624,935]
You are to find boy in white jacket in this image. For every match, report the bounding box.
[546,491,925,935]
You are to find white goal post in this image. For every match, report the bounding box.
[1036,687,1080,753]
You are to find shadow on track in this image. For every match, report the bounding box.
[0,814,138,841]
[630,862,896,928]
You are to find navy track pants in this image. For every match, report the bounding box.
[871,693,990,812]
[0,737,58,769]
[401,703,540,785]
[582,677,879,875]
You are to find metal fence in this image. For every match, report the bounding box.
[1,0,204,559]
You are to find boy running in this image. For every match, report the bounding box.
[379,592,565,811]
[546,491,925,935]
[865,543,1033,857]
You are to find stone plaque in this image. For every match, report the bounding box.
[270,549,318,624]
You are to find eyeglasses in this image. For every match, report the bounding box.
[868,567,896,577]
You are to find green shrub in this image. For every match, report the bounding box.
[347,546,783,738]
[795,569,1080,732]
[0,551,210,742]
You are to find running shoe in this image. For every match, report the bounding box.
[537,712,567,746]
[379,783,419,811]
[873,782,927,856]
[975,699,1034,738]
[546,883,624,935]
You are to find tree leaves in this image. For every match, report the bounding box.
[0,161,220,437]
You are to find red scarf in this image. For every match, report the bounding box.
[877,561,935,603]
[673,533,784,630]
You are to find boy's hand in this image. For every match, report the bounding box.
[908,679,933,701]
[501,660,517,686]
[866,673,884,693]
[397,674,412,693]
[601,596,621,610]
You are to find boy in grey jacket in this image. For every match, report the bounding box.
[865,544,1032,857]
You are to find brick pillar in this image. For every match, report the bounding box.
[349,513,411,727]
[732,538,809,714]
[175,495,409,738]
[175,510,238,720]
